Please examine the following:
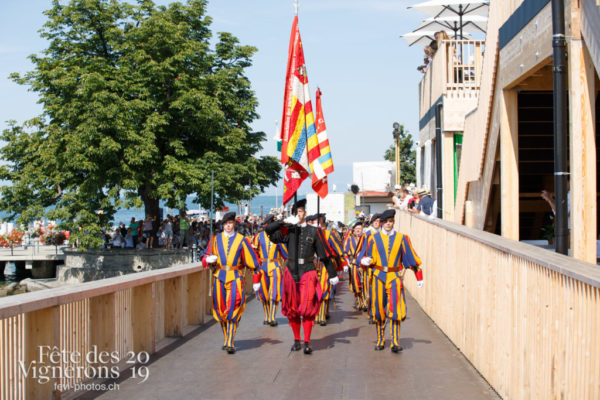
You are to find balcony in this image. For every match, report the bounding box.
[419,39,485,140]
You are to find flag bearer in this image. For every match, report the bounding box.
[265,199,338,354]
[204,212,260,354]
[361,209,423,353]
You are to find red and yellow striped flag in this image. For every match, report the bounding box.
[280,16,318,204]
[310,88,334,199]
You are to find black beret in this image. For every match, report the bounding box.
[371,213,381,222]
[380,209,396,221]
[306,214,318,222]
[222,211,236,223]
[263,214,275,226]
[350,219,363,228]
[291,198,307,215]
[317,213,326,221]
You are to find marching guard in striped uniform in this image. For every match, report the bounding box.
[316,213,346,326]
[363,213,381,324]
[204,212,260,354]
[343,220,368,311]
[265,199,338,354]
[252,215,287,326]
[361,209,423,353]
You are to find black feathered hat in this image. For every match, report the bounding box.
[291,198,307,216]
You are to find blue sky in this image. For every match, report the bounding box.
[0,0,430,196]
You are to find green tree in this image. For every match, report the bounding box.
[384,124,416,185]
[0,0,280,249]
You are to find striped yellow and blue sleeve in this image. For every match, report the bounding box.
[401,234,423,279]
[278,243,288,260]
[241,237,260,270]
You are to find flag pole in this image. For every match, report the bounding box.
[294,0,298,16]
[317,195,320,222]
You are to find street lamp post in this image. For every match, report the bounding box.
[392,122,401,187]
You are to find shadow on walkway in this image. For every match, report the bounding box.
[311,327,363,350]
[399,336,433,350]
[235,337,283,351]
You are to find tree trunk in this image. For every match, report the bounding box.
[139,186,160,248]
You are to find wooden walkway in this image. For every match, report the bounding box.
[89,282,499,400]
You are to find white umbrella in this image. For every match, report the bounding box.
[417,15,487,37]
[408,0,489,39]
[401,29,472,46]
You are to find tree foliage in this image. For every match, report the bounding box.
[0,0,280,248]
[384,124,416,185]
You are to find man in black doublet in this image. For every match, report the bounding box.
[265,199,339,354]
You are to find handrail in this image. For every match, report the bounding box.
[0,263,206,319]
[397,210,600,400]
[405,212,600,288]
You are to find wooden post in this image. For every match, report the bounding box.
[164,277,186,337]
[132,283,155,353]
[475,42,482,86]
[186,271,205,325]
[568,37,597,262]
[465,200,475,228]
[25,307,58,399]
[206,272,214,317]
[500,90,519,240]
[90,293,116,361]
[443,131,455,221]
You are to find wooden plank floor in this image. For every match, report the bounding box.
[90,282,500,400]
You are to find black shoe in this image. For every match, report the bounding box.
[362,306,368,312]
[226,346,236,354]
[391,345,403,353]
[374,345,385,351]
[291,340,302,351]
[269,320,278,327]
[325,314,330,320]
[303,342,312,354]
[222,345,226,350]
[263,320,269,325]
[319,321,326,326]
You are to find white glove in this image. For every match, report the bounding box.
[360,257,372,266]
[284,215,299,225]
[417,280,424,288]
[206,255,217,264]
[329,276,339,286]
[343,265,349,273]
[253,283,261,292]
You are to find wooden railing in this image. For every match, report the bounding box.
[397,211,600,400]
[443,40,485,91]
[0,264,253,399]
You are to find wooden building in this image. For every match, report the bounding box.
[418,0,600,263]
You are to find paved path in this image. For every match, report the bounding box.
[92,282,499,400]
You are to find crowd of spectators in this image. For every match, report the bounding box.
[103,210,269,254]
[391,183,437,218]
